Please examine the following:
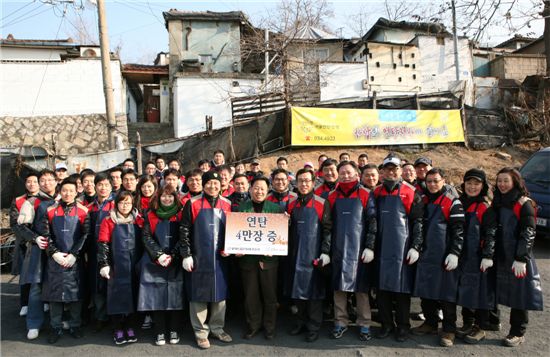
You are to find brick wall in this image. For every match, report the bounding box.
[490,54,546,81]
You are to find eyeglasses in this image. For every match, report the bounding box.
[118,201,133,206]
[297,179,313,184]
[426,179,443,184]
[273,178,287,182]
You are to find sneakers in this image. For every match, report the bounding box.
[169,331,180,344]
[43,303,49,312]
[62,321,70,330]
[19,306,28,317]
[211,331,232,343]
[395,327,409,342]
[331,325,348,339]
[359,326,372,341]
[126,328,137,343]
[27,329,39,340]
[155,333,166,346]
[196,337,210,349]
[411,322,438,336]
[456,323,474,339]
[48,328,63,344]
[114,330,126,345]
[503,335,525,347]
[464,325,486,344]
[141,315,153,329]
[439,332,455,347]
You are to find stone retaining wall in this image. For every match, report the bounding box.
[0,114,128,155]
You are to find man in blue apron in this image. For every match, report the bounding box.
[39,177,90,344]
[314,159,338,199]
[179,171,233,349]
[412,168,465,347]
[373,155,424,342]
[327,161,377,341]
[16,168,58,340]
[285,168,332,342]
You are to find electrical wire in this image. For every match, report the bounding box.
[1,0,36,21]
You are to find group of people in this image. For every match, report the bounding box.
[9,149,543,350]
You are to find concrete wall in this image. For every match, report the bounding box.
[490,54,546,81]
[415,36,473,93]
[0,59,124,116]
[1,47,68,61]
[0,114,128,155]
[160,79,170,123]
[370,28,416,44]
[167,19,241,78]
[320,63,366,101]
[173,75,264,138]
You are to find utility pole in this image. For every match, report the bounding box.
[451,0,460,81]
[97,0,117,149]
[265,29,269,87]
[544,0,550,77]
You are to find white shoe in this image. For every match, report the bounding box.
[43,303,49,312]
[62,321,70,330]
[19,306,28,317]
[27,329,39,340]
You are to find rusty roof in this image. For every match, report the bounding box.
[122,64,169,74]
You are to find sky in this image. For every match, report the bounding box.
[1,0,545,64]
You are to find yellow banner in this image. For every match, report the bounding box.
[291,107,465,146]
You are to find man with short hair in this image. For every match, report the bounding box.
[198,159,211,173]
[180,169,203,206]
[122,159,135,171]
[357,154,369,171]
[122,170,138,194]
[155,156,167,181]
[228,174,249,211]
[216,165,235,197]
[109,167,123,194]
[211,150,225,169]
[413,157,432,195]
[316,154,328,179]
[360,164,379,191]
[338,153,350,163]
[276,157,296,183]
[314,159,338,199]
[80,170,96,205]
[144,162,157,177]
[267,169,297,210]
[246,159,263,182]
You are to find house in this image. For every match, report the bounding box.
[320,18,473,101]
[0,34,128,155]
[163,10,273,138]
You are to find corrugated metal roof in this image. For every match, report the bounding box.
[291,25,339,40]
[163,10,248,22]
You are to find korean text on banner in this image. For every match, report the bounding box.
[291,106,465,146]
[224,212,289,256]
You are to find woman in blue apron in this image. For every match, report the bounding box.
[455,169,497,344]
[492,167,543,347]
[40,177,90,344]
[138,186,183,346]
[98,191,143,345]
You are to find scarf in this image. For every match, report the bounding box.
[492,188,521,209]
[383,178,401,193]
[156,202,179,220]
[338,180,358,197]
[110,208,138,224]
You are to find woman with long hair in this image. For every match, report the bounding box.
[492,167,543,347]
[136,175,158,213]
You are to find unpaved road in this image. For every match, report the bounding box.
[1,238,549,357]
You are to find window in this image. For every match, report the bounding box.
[370,76,375,82]
[413,74,417,80]
[393,63,397,69]
[411,53,415,58]
[412,64,416,69]
[398,77,402,82]
[198,54,212,64]
[376,62,380,67]
[404,64,410,68]
[369,53,373,59]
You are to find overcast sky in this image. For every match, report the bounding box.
[1,0,545,64]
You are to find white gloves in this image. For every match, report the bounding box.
[157,254,172,267]
[406,248,419,265]
[361,248,374,263]
[52,252,66,266]
[35,236,48,250]
[319,253,330,267]
[100,266,110,279]
[182,256,194,272]
[480,258,493,272]
[64,254,76,268]
[512,260,527,278]
[444,254,459,271]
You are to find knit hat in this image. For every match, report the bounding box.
[464,168,486,183]
[202,171,221,186]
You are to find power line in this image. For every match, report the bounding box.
[1,2,50,29]
[1,0,36,21]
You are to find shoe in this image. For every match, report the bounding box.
[376,326,393,339]
[19,306,28,317]
[437,310,443,322]
[411,312,425,321]
[114,330,126,345]
[306,331,319,342]
[395,328,409,342]
[212,331,232,343]
[331,325,348,339]
[27,329,39,340]
[503,335,524,347]
[243,328,260,340]
[481,322,501,331]
[359,326,372,341]
[464,325,485,344]
[290,304,299,314]
[290,324,305,336]
[43,303,49,312]
[439,332,455,347]
[141,315,153,329]
[62,321,70,330]
[264,331,275,340]
[69,327,83,339]
[48,328,63,344]
[456,323,474,339]
[169,331,180,344]
[196,338,210,349]
[93,320,108,333]
[126,328,137,343]
[411,322,438,336]
[155,333,166,346]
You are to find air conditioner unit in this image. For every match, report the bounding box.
[362,79,369,89]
